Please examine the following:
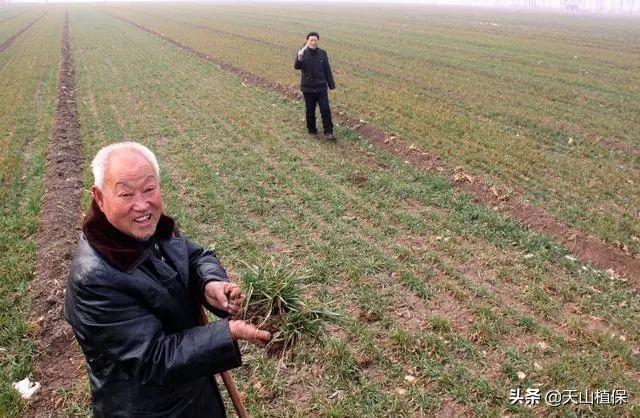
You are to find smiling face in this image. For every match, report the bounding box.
[92,150,163,240]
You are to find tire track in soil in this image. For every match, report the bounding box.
[27,11,84,417]
[0,10,27,25]
[109,14,640,287]
[0,11,47,54]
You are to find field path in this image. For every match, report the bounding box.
[0,11,27,25]
[0,11,47,54]
[27,10,84,417]
[111,12,640,286]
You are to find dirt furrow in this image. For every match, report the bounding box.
[109,13,640,288]
[0,11,47,54]
[0,10,27,25]
[27,11,84,417]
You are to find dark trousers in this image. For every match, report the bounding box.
[303,90,333,134]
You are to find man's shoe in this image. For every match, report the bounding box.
[324,133,336,140]
[309,131,319,138]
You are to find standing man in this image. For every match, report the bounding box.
[65,142,271,417]
[294,31,336,140]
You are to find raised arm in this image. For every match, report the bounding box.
[294,45,306,69]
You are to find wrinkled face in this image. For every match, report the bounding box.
[307,35,319,49]
[93,151,163,240]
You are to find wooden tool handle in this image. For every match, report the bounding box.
[198,304,250,418]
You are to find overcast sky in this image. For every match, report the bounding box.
[2,0,639,13]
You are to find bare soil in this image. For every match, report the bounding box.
[26,11,85,417]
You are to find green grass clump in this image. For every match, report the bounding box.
[240,258,339,357]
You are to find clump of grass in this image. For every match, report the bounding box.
[240,258,339,357]
[429,315,453,333]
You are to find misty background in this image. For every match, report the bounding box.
[1,0,639,14]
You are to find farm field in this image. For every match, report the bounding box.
[105,3,640,256]
[0,7,63,416]
[0,3,638,417]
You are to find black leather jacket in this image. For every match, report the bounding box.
[294,47,336,93]
[65,214,242,417]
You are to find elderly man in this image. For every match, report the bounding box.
[65,142,270,417]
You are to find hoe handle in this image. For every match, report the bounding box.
[198,305,250,418]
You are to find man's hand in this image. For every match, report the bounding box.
[297,45,307,59]
[229,320,272,346]
[204,281,243,316]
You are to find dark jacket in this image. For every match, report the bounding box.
[65,200,242,417]
[294,47,335,93]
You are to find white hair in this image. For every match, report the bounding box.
[91,141,160,190]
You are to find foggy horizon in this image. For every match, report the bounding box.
[1,0,640,14]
